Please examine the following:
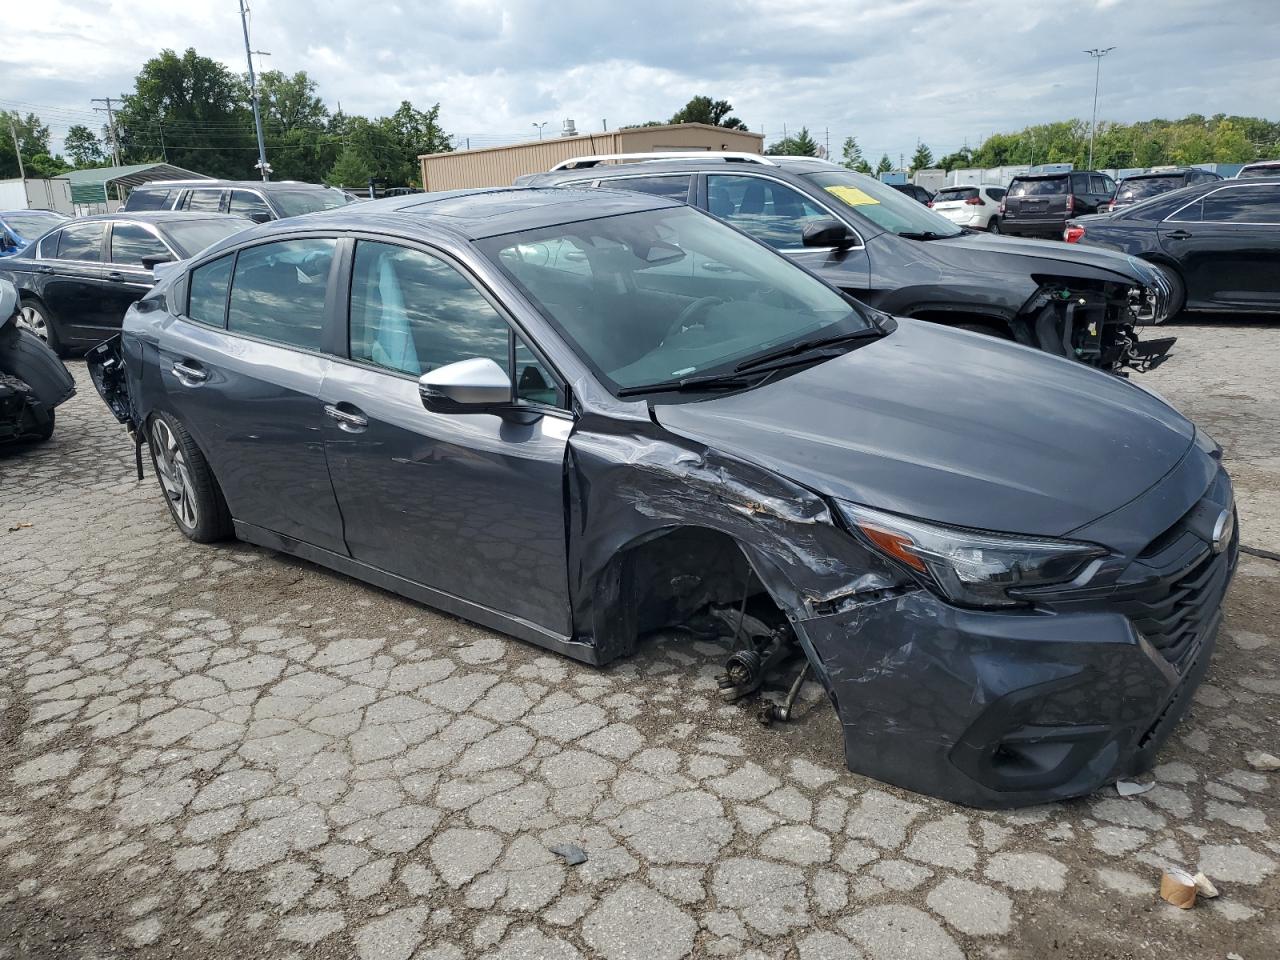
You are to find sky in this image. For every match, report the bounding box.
[5,0,1280,164]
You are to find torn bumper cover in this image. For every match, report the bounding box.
[793,590,1222,808]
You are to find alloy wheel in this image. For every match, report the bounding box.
[17,306,47,341]
[151,419,199,529]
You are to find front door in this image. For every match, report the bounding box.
[157,238,348,553]
[1161,184,1280,310]
[319,239,572,635]
[100,222,172,332]
[702,172,872,297]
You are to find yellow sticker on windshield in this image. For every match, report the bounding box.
[824,185,881,206]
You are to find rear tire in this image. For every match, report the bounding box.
[987,218,1001,234]
[18,299,68,357]
[1148,263,1186,319]
[147,413,232,543]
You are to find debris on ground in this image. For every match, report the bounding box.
[7,521,32,531]
[549,844,588,866]
[1193,872,1220,899]
[1160,869,1198,909]
[1116,779,1156,797]
[1244,750,1279,772]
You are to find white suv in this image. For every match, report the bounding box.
[930,184,1007,232]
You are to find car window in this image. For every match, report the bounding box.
[56,222,105,262]
[601,175,691,200]
[1090,175,1109,194]
[348,240,510,378]
[1008,177,1067,196]
[707,175,833,249]
[228,190,273,221]
[126,189,172,211]
[1116,176,1184,203]
[1236,164,1280,179]
[187,254,234,327]
[270,190,350,218]
[986,187,1006,201]
[3,212,65,237]
[804,170,961,237]
[185,190,224,212]
[935,188,979,202]
[109,223,171,267]
[227,238,335,349]
[1201,185,1280,224]
[514,337,558,406]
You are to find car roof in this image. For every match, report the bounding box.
[1121,169,1196,179]
[71,211,250,225]
[0,209,65,216]
[238,186,682,243]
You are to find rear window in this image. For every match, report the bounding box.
[268,190,350,219]
[1008,178,1068,197]
[184,190,224,212]
[187,255,233,327]
[935,188,979,202]
[227,238,336,349]
[56,222,105,261]
[125,188,173,211]
[1115,176,1184,203]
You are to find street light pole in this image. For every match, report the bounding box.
[1084,47,1116,170]
[239,0,271,181]
[533,122,548,140]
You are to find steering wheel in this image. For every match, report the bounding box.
[662,296,725,344]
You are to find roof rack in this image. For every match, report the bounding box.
[550,151,776,171]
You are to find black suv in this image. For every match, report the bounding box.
[521,154,1172,373]
[1000,170,1117,238]
[890,183,933,204]
[121,180,352,223]
[1108,168,1222,212]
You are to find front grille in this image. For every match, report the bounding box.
[1114,535,1236,672]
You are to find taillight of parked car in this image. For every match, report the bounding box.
[1064,225,1085,243]
[965,196,984,205]
[1065,194,1075,214]
[998,201,1006,215]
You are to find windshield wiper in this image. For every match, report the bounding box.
[616,371,757,398]
[896,230,955,241]
[734,328,884,373]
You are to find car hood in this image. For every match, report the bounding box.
[654,318,1195,539]
[935,231,1144,279]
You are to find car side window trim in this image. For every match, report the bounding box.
[701,172,867,252]
[1165,183,1280,225]
[335,232,571,415]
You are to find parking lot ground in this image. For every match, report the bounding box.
[1,323,1277,960]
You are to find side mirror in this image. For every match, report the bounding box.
[0,279,17,320]
[141,254,174,270]
[250,212,273,224]
[802,219,855,249]
[419,357,512,413]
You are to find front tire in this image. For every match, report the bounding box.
[147,413,232,543]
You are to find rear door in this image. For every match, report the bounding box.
[157,237,348,552]
[1005,176,1069,225]
[931,187,977,224]
[42,221,109,340]
[319,238,573,635]
[1160,184,1280,309]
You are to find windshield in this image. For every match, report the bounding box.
[1008,177,1068,196]
[1115,176,1183,203]
[165,218,253,257]
[478,206,871,394]
[1237,164,1280,179]
[934,188,979,203]
[802,171,962,237]
[3,211,67,238]
[270,189,352,218]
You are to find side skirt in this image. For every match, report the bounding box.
[232,520,601,666]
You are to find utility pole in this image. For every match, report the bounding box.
[239,0,271,180]
[158,121,168,163]
[91,97,123,166]
[825,127,830,160]
[8,118,24,179]
[1084,47,1116,170]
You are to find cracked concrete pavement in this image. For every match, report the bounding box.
[1,322,1277,959]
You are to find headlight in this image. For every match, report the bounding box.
[838,503,1108,609]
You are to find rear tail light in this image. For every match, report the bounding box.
[999,202,1006,215]
[965,196,984,205]
[926,201,933,207]
[1064,225,1085,243]
[1066,194,1075,214]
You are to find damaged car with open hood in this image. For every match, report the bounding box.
[88,187,1237,807]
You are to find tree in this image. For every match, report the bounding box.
[0,111,53,177]
[910,142,935,171]
[669,96,748,130]
[936,147,973,171]
[766,127,819,156]
[875,154,893,175]
[116,48,255,177]
[64,125,107,168]
[258,70,328,132]
[325,143,374,189]
[840,136,872,173]
[25,153,72,179]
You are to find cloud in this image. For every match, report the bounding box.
[4,0,1278,164]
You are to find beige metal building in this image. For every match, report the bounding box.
[419,123,764,191]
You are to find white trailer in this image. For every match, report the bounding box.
[0,178,74,215]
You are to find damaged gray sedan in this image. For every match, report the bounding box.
[88,187,1237,808]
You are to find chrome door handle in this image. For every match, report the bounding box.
[171,360,208,386]
[323,403,368,431]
